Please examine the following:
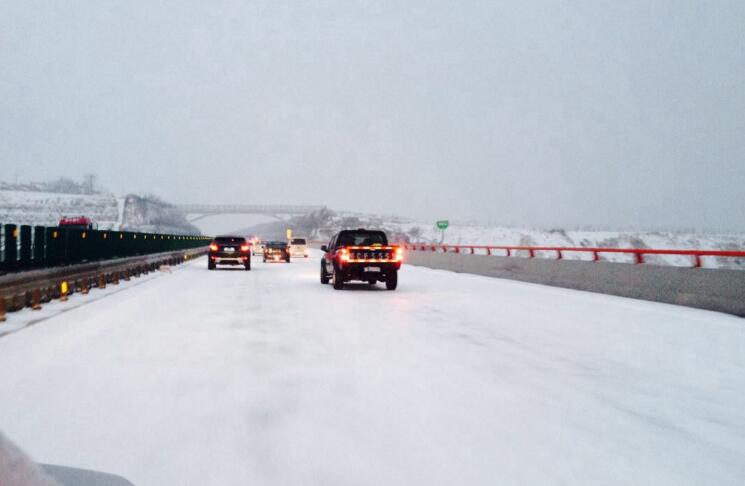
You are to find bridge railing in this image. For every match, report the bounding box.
[176,204,326,215]
[402,243,745,269]
[0,223,211,273]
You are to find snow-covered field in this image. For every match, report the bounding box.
[322,212,745,252]
[307,214,744,269]
[0,252,743,485]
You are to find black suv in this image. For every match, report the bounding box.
[320,229,402,290]
[208,236,251,270]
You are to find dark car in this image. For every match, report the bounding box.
[208,236,251,270]
[320,229,402,290]
[263,241,290,263]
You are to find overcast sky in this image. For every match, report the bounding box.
[1,0,744,231]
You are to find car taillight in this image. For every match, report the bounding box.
[340,248,349,262]
[209,244,219,251]
[240,244,250,252]
[394,247,403,262]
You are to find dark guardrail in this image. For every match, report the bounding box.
[0,247,207,322]
[0,223,211,274]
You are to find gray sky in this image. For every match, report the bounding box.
[1,0,744,232]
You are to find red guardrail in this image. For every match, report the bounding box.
[402,243,745,268]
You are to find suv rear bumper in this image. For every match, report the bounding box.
[337,261,400,280]
[210,254,249,265]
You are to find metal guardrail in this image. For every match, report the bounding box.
[0,223,211,273]
[0,247,207,322]
[403,243,745,268]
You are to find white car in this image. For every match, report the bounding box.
[252,240,264,256]
[288,237,308,258]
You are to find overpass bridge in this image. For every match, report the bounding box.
[175,203,326,222]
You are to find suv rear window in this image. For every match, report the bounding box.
[337,231,387,246]
[291,238,306,244]
[215,236,245,244]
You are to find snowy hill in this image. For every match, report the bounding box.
[0,189,121,229]
[0,189,200,234]
[119,195,200,235]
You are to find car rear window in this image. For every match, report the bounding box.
[337,232,387,246]
[291,238,306,244]
[215,236,245,244]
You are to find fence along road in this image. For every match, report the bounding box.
[0,222,210,273]
[0,222,210,321]
[0,252,743,485]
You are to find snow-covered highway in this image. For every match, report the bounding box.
[0,252,744,485]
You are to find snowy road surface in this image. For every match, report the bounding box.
[0,252,744,485]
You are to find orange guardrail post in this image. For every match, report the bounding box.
[31,288,42,310]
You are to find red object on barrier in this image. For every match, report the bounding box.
[59,216,95,229]
[401,243,745,269]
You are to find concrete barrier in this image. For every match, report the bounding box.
[405,251,745,317]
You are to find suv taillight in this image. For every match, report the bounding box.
[240,244,250,252]
[209,243,219,252]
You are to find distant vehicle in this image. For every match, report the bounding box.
[320,229,402,290]
[251,238,264,256]
[263,241,290,263]
[208,236,251,270]
[58,216,97,230]
[289,237,308,258]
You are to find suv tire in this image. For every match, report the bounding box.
[385,270,398,290]
[332,266,344,290]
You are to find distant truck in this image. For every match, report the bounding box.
[58,216,97,230]
[320,229,402,290]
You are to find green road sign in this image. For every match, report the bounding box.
[436,220,449,230]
